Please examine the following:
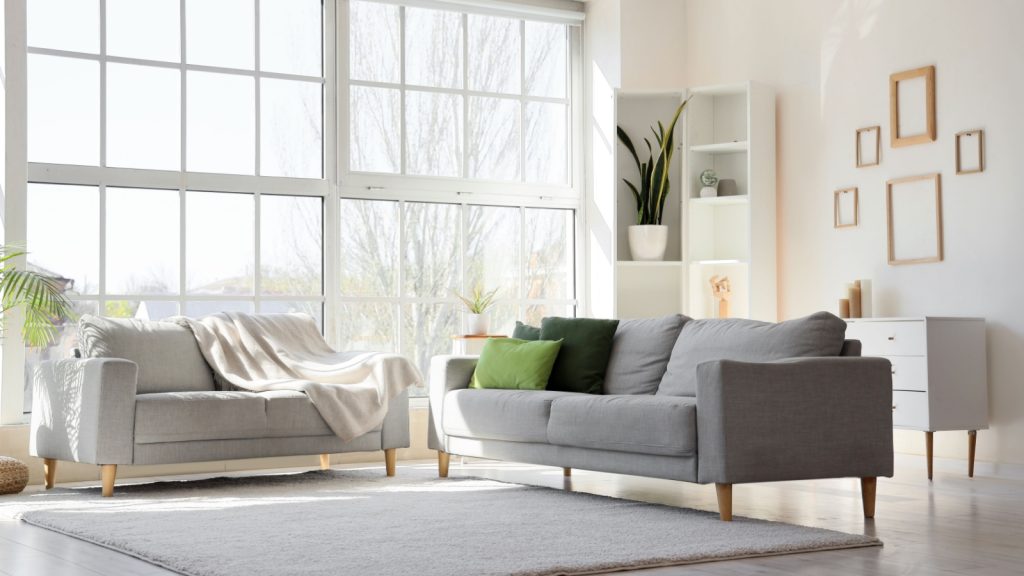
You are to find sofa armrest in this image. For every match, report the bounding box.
[427,355,478,451]
[380,389,410,449]
[29,358,139,465]
[695,357,893,484]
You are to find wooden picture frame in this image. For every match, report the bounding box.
[856,126,880,167]
[886,173,943,265]
[955,129,985,174]
[889,66,936,148]
[834,187,859,228]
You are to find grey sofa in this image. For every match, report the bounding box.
[428,312,893,521]
[30,315,409,496]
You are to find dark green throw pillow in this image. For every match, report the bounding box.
[512,321,540,341]
[470,338,563,390]
[540,317,619,394]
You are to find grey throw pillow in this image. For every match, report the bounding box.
[512,321,541,341]
[78,315,217,394]
[604,314,690,395]
[657,312,848,397]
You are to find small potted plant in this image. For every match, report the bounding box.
[456,286,499,336]
[616,99,688,261]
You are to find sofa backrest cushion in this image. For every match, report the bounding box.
[604,314,690,395]
[78,315,217,394]
[656,311,848,396]
[540,317,619,394]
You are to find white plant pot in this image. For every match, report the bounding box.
[466,313,490,336]
[628,225,669,261]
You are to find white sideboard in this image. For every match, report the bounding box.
[845,317,988,480]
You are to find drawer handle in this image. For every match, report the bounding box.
[892,404,897,411]
[887,336,896,341]
[891,369,896,375]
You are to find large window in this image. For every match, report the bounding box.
[6,0,581,417]
[342,2,579,390]
[21,0,327,413]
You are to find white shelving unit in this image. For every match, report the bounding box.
[612,82,775,322]
[614,91,686,319]
[684,82,776,321]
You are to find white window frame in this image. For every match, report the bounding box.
[1,0,336,424]
[333,0,585,371]
[1,0,584,422]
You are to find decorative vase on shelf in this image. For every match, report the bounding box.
[700,186,718,198]
[628,225,669,261]
[466,313,490,336]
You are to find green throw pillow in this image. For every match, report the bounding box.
[540,317,619,394]
[470,338,563,390]
[512,321,540,341]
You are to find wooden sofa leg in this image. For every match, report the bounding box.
[861,477,877,518]
[438,451,450,478]
[100,465,117,497]
[384,448,396,477]
[563,467,572,477]
[43,458,57,489]
[320,453,331,470]
[715,483,733,521]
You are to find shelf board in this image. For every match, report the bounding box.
[690,259,749,266]
[617,260,684,267]
[690,195,750,206]
[689,141,748,154]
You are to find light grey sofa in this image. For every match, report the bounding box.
[30,315,409,496]
[428,312,893,521]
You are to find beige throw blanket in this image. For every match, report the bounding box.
[174,312,421,441]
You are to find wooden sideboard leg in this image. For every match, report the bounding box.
[926,431,934,481]
[320,453,331,470]
[100,465,117,497]
[43,458,57,489]
[563,467,572,477]
[860,477,877,518]
[438,451,450,478]
[384,448,396,477]
[715,483,733,521]
[968,430,977,478]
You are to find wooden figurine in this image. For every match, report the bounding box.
[709,275,732,319]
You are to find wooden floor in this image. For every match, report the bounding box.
[1,455,1022,575]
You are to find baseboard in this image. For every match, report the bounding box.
[894,452,1024,481]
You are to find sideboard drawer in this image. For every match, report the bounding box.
[889,356,928,392]
[847,321,926,356]
[892,390,929,429]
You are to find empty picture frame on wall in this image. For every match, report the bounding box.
[886,173,943,265]
[956,129,985,174]
[834,187,859,228]
[889,66,936,147]
[856,126,880,167]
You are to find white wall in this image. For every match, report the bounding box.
[683,0,1024,467]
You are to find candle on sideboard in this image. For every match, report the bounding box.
[839,298,851,319]
[859,279,872,318]
[849,281,862,318]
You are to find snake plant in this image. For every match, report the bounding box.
[0,245,74,347]
[616,99,688,225]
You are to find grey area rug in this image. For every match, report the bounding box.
[2,468,880,576]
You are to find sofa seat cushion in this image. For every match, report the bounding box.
[261,391,336,438]
[134,391,267,444]
[443,389,582,443]
[79,314,217,394]
[547,395,697,457]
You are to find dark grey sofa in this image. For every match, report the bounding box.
[30,315,409,496]
[428,312,893,521]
